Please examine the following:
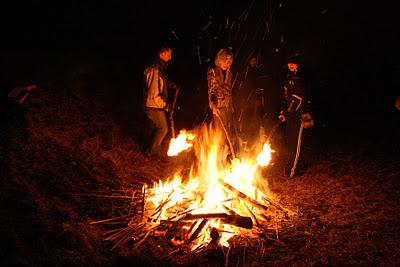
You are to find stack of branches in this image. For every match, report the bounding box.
[91,177,290,261]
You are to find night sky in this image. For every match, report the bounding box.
[1,1,399,137]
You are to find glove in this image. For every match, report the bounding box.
[278,114,286,123]
[211,105,219,115]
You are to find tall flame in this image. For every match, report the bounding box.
[257,142,274,167]
[167,129,195,156]
[145,125,275,248]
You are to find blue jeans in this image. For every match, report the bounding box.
[145,108,168,157]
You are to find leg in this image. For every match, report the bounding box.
[285,117,304,177]
[145,109,169,157]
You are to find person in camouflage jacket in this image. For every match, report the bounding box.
[207,48,234,141]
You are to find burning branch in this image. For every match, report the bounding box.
[180,213,253,229]
[187,219,209,244]
[218,178,269,212]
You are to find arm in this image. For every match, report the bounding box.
[289,77,306,114]
[207,67,219,110]
[145,67,167,108]
[166,80,180,91]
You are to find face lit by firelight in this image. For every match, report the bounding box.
[159,49,172,63]
[219,56,233,70]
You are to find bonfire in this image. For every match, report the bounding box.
[92,124,289,258]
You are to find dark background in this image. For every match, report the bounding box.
[1,0,399,142]
[0,2,399,266]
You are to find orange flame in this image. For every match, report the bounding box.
[167,129,195,156]
[145,125,275,248]
[257,142,274,167]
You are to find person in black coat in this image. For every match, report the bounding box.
[278,52,313,177]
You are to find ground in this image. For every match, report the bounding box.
[1,55,399,267]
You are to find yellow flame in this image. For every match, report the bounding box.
[257,142,274,167]
[145,125,274,248]
[167,129,195,156]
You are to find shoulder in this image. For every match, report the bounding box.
[144,65,159,75]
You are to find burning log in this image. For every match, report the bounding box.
[180,213,253,229]
[218,179,269,212]
[222,204,239,216]
[220,215,253,229]
[244,202,260,227]
[181,213,229,220]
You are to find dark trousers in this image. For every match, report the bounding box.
[145,108,168,157]
[284,116,304,177]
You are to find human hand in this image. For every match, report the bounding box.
[211,106,219,115]
[164,104,170,113]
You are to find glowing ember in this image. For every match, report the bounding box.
[143,125,276,249]
[167,129,195,156]
[256,142,274,167]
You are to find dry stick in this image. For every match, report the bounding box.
[89,216,126,225]
[218,179,269,212]
[222,204,240,216]
[151,199,168,217]
[167,208,195,222]
[275,216,280,243]
[262,195,286,212]
[243,201,260,227]
[105,223,144,241]
[187,219,209,244]
[214,112,236,159]
[169,88,180,138]
[225,243,233,267]
[141,186,146,221]
[108,224,146,249]
[187,220,200,238]
[126,191,136,218]
[74,193,133,199]
[101,228,125,237]
[151,190,175,217]
[163,248,181,259]
[181,213,229,220]
[132,228,153,250]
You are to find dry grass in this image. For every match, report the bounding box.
[2,82,399,266]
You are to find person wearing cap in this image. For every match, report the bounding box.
[278,52,311,177]
[143,45,180,159]
[207,48,234,139]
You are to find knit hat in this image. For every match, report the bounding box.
[287,51,303,64]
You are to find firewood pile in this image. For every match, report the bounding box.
[90,175,289,261]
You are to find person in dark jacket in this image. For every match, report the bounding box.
[235,55,266,146]
[278,52,312,177]
[143,45,180,159]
